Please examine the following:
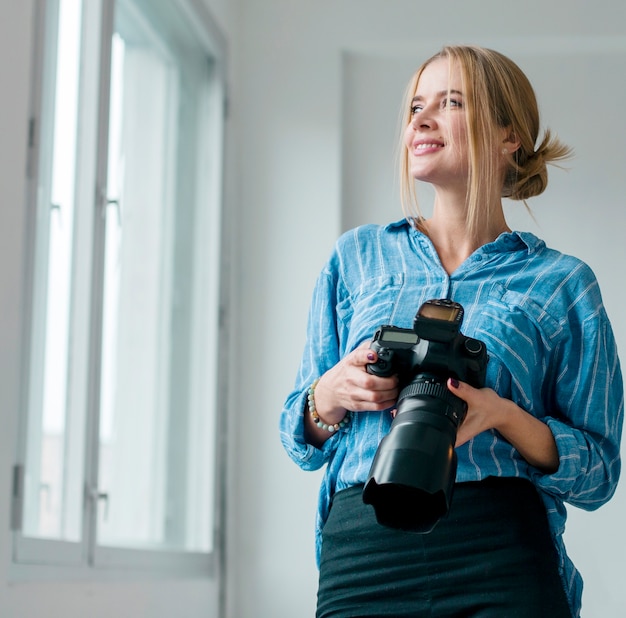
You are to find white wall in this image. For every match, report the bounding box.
[232,1,626,617]
[0,0,236,616]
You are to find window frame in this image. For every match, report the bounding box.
[12,0,229,580]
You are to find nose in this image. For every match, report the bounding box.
[412,107,437,130]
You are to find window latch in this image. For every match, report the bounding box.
[86,486,110,520]
[11,464,24,531]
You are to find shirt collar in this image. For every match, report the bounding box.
[385,217,544,255]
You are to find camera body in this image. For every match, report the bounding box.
[362,299,488,532]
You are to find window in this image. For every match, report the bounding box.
[14,0,226,573]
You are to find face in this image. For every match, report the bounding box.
[403,57,470,189]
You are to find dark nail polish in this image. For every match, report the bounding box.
[367,353,375,361]
[450,378,459,388]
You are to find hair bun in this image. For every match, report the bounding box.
[505,130,572,201]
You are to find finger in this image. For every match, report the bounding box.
[352,397,398,412]
[345,341,376,364]
[447,377,473,403]
[354,378,398,402]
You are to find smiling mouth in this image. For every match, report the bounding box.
[415,143,444,150]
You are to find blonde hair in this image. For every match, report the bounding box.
[399,45,572,238]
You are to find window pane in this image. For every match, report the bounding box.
[96,0,218,553]
[23,0,86,543]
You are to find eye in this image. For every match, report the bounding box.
[410,104,423,115]
[443,98,463,109]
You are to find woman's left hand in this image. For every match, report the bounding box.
[447,378,506,447]
[447,378,560,473]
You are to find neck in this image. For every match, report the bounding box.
[417,203,510,274]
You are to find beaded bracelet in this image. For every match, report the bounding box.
[307,378,352,432]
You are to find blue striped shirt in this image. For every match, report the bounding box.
[279,219,624,617]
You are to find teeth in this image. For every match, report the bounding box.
[416,143,442,149]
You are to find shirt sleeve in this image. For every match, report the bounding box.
[532,309,624,510]
[279,253,350,471]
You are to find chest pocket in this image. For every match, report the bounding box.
[471,285,563,412]
[336,274,448,355]
[337,273,404,353]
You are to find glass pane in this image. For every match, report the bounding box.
[97,0,218,553]
[23,0,86,543]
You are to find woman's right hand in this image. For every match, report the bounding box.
[304,341,399,447]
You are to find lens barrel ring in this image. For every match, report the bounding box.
[399,378,455,402]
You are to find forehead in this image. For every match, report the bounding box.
[414,57,464,96]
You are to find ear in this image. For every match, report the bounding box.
[502,128,521,154]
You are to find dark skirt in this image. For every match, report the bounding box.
[317,477,572,618]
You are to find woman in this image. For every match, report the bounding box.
[279,45,623,617]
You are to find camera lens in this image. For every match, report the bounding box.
[362,373,465,532]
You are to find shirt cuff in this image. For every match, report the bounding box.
[531,417,583,497]
[280,390,340,470]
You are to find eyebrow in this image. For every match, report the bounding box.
[411,89,464,103]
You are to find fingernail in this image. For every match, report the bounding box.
[450,378,459,389]
[367,353,375,361]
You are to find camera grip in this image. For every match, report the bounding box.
[366,345,394,377]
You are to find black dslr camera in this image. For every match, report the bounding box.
[362,299,488,532]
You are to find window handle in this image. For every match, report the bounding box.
[87,486,110,520]
[106,197,122,226]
